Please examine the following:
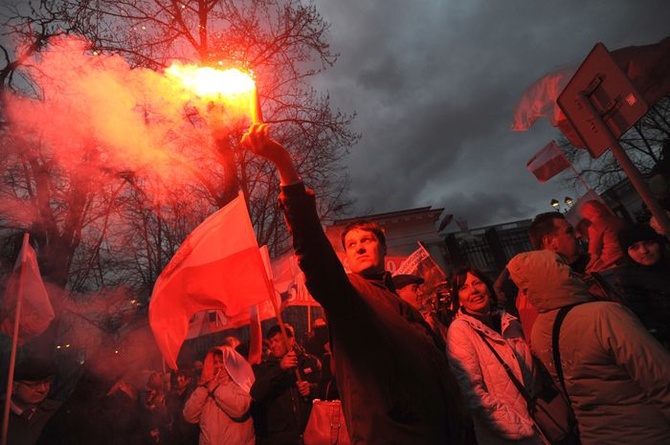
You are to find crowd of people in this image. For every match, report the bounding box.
[3,125,670,445]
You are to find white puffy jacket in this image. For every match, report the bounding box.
[447,310,543,445]
[183,382,254,445]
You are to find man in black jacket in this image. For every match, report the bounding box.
[250,324,321,445]
[4,358,61,445]
[242,124,468,445]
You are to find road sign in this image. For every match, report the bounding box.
[557,42,648,158]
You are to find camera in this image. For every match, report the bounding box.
[423,281,457,327]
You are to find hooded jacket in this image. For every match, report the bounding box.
[183,346,255,445]
[508,250,670,445]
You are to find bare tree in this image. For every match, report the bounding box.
[561,96,670,193]
[0,127,133,288]
[0,0,359,292]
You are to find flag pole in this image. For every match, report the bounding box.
[562,147,599,200]
[252,83,263,124]
[247,305,263,365]
[1,233,29,445]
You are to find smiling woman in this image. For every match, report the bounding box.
[446,267,543,445]
[455,270,494,315]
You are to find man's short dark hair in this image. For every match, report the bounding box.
[266,324,294,339]
[341,220,387,249]
[528,212,565,250]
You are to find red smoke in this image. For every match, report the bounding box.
[4,36,252,198]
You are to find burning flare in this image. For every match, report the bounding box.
[165,63,262,123]
[166,64,255,97]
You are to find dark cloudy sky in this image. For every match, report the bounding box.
[310,0,670,229]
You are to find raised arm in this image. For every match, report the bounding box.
[241,124,301,186]
[240,124,355,314]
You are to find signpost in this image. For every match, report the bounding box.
[557,42,670,234]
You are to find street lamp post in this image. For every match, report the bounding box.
[550,196,573,213]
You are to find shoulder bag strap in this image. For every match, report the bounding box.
[551,303,580,405]
[329,401,344,444]
[473,329,532,404]
[474,329,562,445]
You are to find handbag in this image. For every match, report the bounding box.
[303,399,351,445]
[527,357,580,445]
[474,328,580,445]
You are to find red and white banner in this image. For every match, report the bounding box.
[149,192,274,369]
[182,249,411,341]
[271,250,316,306]
[526,140,571,183]
[394,248,429,276]
[394,242,447,296]
[0,233,54,345]
[183,249,314,341]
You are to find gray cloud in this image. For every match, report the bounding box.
[312,0,670,227]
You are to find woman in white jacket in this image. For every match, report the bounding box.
[183,346,255,445]
[446,267,543,445]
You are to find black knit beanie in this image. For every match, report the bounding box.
[617,224,664,253]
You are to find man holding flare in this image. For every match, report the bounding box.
[241,123,469,444]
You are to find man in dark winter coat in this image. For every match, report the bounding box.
[496,211,586,340]
[242,124,468,445]
[250,324,321,445]
[3,358,61,445]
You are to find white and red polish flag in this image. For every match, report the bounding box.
[526,140,571,183]
[149,192,274,370]
[0,233,54,344]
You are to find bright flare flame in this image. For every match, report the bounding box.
[165,64,255,98]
